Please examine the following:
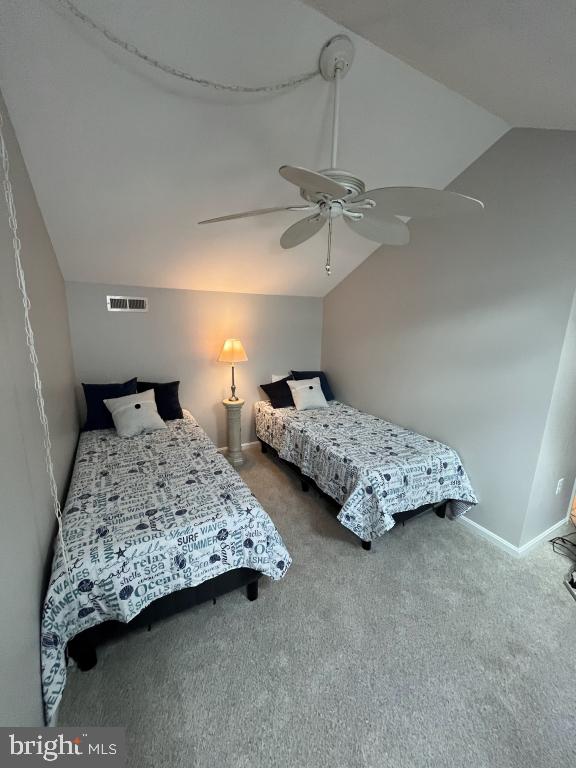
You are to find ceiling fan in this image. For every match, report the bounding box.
[199,35,484,275]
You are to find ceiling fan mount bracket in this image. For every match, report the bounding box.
[319,35,355,81]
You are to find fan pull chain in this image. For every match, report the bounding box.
[55,0,320,94]
[326,217,332,276]
[0,110,75,593]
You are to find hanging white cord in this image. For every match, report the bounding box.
[55,0,320,94]
[0,110,74,590]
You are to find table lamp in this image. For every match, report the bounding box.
[218,338,248,401]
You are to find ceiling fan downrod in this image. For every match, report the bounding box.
[330,66,341,169]
[318,35,356,274]
[319,34,355,171]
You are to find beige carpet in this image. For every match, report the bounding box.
[59,445,576,768]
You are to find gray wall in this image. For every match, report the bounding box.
[0,95,78,725]
[65,283,323,446]
[322,128,576,548]
[522,293,576,546]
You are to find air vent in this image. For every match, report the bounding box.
[106,295,148,312]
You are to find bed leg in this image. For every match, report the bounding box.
[68,636,98,671]
[246,580,259,602]
[260,440,268,454]
[435,504,447,519]
[361,540,372,551]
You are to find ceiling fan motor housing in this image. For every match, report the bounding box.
[299,169,366,203]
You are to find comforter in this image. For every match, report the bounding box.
[41,412,291,725]
[255,400,477,541]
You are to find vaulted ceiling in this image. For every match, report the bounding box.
[0,0,507,296]
[304,0,576,129]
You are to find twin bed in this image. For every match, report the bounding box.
[41,410,291,725]
[42,388,477,725]
[255,399,477,548]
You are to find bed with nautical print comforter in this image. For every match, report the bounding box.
[41,411,291,725]
[255,400,477,542]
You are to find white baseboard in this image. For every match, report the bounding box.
[458,514,568,557]
[457,516,521,556]
[517,517,570,555]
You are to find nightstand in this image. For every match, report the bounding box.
[222,398,245,467]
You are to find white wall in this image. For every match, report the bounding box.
[0,0,508,296]
[322,128,576,548]
[0,94,78,725]
[65,282,322,446]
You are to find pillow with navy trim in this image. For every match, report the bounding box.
[137,380,183,421]
[260,376,294,409]
[104,389,167,438]
[287,377,328,411]
[291,370,334,401]
[82,377,138,431]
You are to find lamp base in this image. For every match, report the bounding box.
[229,366,239,402]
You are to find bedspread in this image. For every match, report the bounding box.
[41,412,291,724]
[255,400,477,542]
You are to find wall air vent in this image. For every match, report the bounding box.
[106,295,149,312]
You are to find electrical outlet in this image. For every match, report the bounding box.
[556,478,565,495]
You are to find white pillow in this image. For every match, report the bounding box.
[104,389,167,438]
[287,377,328,411]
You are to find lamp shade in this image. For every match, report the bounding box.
[218,338,248,364]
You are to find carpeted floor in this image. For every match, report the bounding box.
[59,445,576,768]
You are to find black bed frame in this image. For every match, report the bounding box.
[259,439,446,551]
[68,568,261,671]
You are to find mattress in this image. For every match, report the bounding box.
[255,399,477,541]
[41,411,291,725]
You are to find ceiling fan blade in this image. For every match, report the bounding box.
[279,165,348,198]
[280,214,326,249]
[344,212,410,246]
[353,187,484,218]
[198,205,313,225]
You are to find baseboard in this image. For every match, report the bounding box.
[517,517,569,555]
[217,440,259,452]
[458,516,521,556]
[458,514,568,557]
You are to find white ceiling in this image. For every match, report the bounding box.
[304,0,576,129]
[0,0,507,297]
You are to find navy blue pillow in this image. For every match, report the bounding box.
[137,381,183,421]
[82,378,138,431]
[260,376,294,409]
[291,370,334,401]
